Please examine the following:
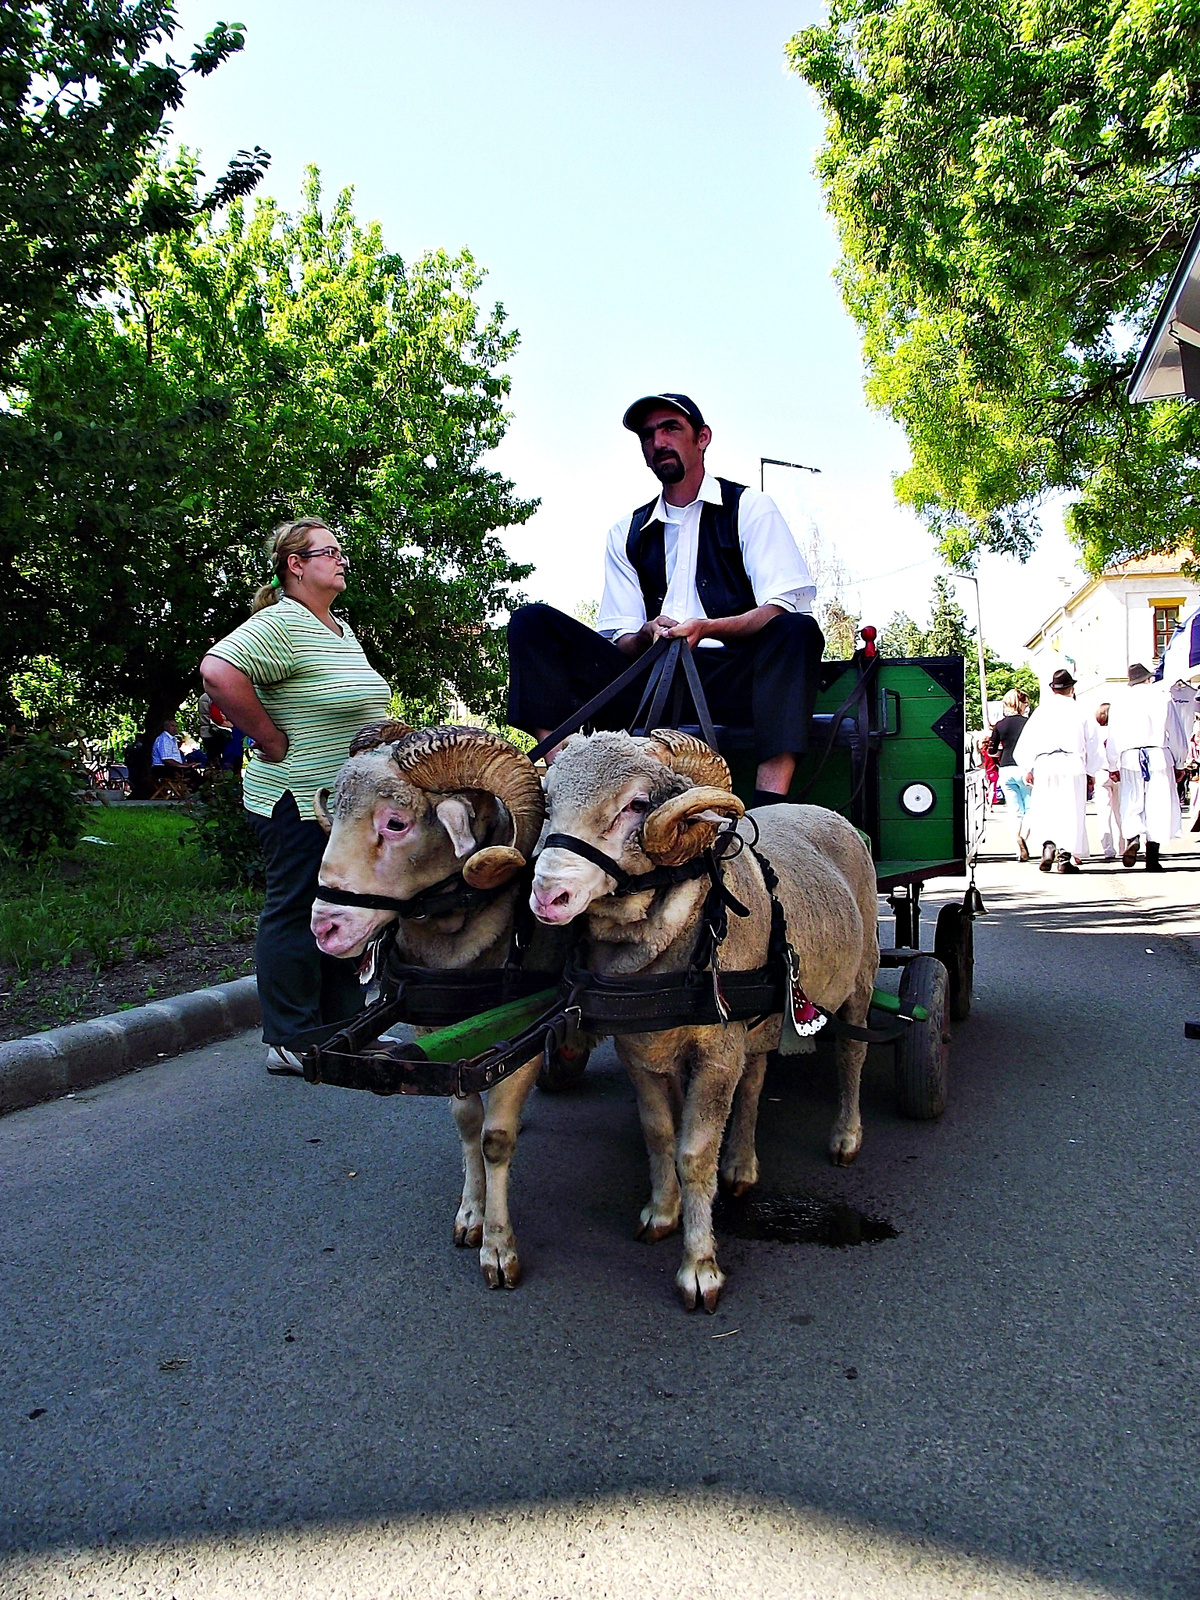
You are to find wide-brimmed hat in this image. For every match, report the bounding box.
[622,393,705,433]
[1127,662,1154,685]
[1049,667,1076,691]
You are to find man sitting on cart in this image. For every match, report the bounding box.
[506,393,824,805]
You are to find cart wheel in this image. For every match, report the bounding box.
[894,955,951,1120]
[537,1039,592,1093]
[934,901,974,1021]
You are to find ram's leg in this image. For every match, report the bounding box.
[721,1051,766,1196]
[829,970,873,1165]
[626,1057,682,1242]
[479,1056,541,1289]
[676,1052,742,1312]
[450,1093,485,1247]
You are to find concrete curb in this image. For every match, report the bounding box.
[0,976,261,1116]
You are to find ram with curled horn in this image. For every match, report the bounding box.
[310,721,570,1291]
[532,728,880,1313]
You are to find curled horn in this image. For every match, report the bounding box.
[349,719,413,756]
[392,725,545,889]
[641,786,745,865]
[642,728,733,791]
[313,788,333,835]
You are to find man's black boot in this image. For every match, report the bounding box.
[1146,840,1163,871]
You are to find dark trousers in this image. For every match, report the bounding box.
[507,603,825,762]
[248,793,364,1047]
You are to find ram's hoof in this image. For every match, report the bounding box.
[636,1202,680,1242]
[677,1257,724,1313]
[480,1233,521,1289]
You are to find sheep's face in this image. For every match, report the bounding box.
[531,733,681,924]
[310,749,483,958]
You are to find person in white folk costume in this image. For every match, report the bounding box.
[1105,662,1190,871]
[1092,703,1125,862]
[1012,667,1103,874]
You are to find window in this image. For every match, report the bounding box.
[1153,602,1183,661]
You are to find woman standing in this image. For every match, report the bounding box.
[988,688,1032,860]
[200,519,392,1073]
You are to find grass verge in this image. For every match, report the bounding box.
[0,807,262,984]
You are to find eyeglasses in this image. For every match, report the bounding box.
[296,546,348,567]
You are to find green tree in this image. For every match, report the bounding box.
[7,166,534,791]
[879,576,1038,725]
[787,0,1200,573]
[0,0,263,373]
[820,596,861,659]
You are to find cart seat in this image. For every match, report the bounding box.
[671,714,859,755]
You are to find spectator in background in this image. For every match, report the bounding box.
[988,688,1031,861]
[1092,703,1124,862]
[199,518,391,1076]
[198,691,230,767]
[151,717,201,790]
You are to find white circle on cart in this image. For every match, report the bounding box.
[900,782,936,817]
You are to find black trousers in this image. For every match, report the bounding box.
[507,603,825,763]
[248,792,365,1047]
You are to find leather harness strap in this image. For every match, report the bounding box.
[303,824,907,1097]
[314,870,513,922]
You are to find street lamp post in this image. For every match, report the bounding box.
[953,571,990,730]
[760,456,821,492]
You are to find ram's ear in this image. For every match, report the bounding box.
[434,795,477,858]
[641,787,744,865]
[313,789,333,835]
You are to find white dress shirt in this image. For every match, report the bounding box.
[598,471,815,649]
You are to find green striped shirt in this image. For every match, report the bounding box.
[209,597,391,821]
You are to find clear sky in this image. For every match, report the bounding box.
[167,0,1087,665]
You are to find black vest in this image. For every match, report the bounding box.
[626,478,756,623]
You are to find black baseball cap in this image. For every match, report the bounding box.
[622,393,706,433]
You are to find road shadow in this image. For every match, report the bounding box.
[0,898,1197,1597]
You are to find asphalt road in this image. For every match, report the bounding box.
[1,817,1199,1598]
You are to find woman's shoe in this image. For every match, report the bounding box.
[1017,836,1030,862]
[1055,850,1079,874]
[266,1045,305,1076]
[1039,842,1056,872]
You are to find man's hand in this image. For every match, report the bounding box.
[666,617,710,650]
[1110,770,1121,782]
[616,615,678,658]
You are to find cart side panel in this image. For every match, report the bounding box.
[876,658,964,868]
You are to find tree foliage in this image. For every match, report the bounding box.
[787,0,1200,572]
[4,165,534,784]
[0,0,264,375]
[880,576,1038,725]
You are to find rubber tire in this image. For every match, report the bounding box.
[894,955,951,1120]
[934,902,974,1022]
[537,1040,592,1094]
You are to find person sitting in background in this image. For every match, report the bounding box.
[988,688,1031,860]
[150,718,201,791]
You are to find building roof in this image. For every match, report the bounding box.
[1024,553,1194,650]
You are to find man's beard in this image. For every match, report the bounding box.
[652,451,685,485]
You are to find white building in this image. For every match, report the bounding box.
[1024,554,1200,711]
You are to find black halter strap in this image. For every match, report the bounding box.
[314,870,513,922]
[541,827,749,908]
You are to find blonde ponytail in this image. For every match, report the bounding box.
[251,518,331,613]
